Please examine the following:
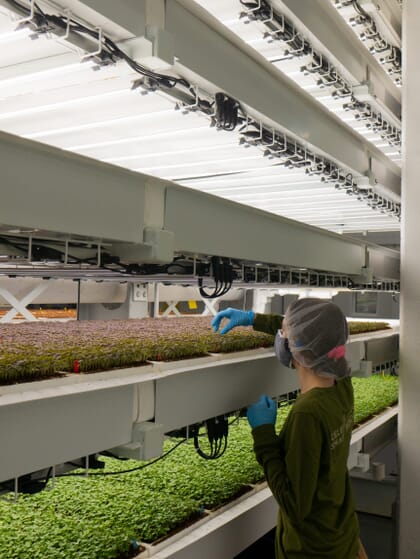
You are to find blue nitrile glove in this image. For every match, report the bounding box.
[211,308,255,335]
[247,395,277,429]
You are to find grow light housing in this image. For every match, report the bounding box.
[0,127,401,295]
[332,0,402,86]
[0,0,401,237]
[192,0,401,162]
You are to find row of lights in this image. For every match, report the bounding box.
[343,98,401,147]
[5,0,401,223]
[239,0,401,151]
[226,117,401,219]
[333,0,402,85]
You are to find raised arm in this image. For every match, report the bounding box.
[212,307,283,336]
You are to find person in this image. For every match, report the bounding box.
[212,300,368,559]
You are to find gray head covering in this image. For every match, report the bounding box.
[284,298,350,379]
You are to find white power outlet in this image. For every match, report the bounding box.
[133,283,148,302]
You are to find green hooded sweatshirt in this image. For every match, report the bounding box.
[251,314,360,558]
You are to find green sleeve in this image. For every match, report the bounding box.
[252,412,322,525]
[253,313,283,336]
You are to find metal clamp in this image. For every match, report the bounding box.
[80,26,103,61]
[260,2,274,25]
[307,50,323,73]
[16,0,35,25]
[244,0,262,15]
[60,9,72,41]
[267,133,288,157]
[264,13,285,40]
[181,86,200,113]
[286,33,306,56]
[263,129,277,148]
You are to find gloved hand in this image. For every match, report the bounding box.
[211,307,255,335]
[247,395,277,429]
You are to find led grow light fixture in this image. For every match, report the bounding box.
[238,119,400,219]
[237,0,401,151]
[332,0,402,86]
[3,0,189,87]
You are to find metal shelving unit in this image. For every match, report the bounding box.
[0,329,398,483]
[132,404,398,559]
[0,0,407,555]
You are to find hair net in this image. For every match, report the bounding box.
[284,298,350,379]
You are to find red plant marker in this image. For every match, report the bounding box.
[73,360,80,373]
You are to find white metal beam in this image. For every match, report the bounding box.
[148,486,277,559]
[0,383,135,481]
[154,351,299,432]
[0,0,402,239]
[0,349,296,481]
[0,130,148,243]
[164,182,365,276]
[55,0,148,39]
[1,130,380,275]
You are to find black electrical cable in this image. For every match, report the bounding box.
[193,416,229,460]
[198,278,219,299]
[214,92,240,131]
[6,0,244,130]
[5,0,191,90]
[215,258,230,297]
[199,259,232,298]
[198,256,221,298]
[8,245,198,276]
[34,2,45,15]
[56,438,186,478]
[352,0,369,19]
[1,467,53,495]
[215,259,233,297]
[5,1,245,143]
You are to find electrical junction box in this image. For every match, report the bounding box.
[133,283,148,302]
[108,421,165,461]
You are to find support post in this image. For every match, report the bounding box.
[153,282,160,317]
[399,1,420,557]
[76,279,81,321]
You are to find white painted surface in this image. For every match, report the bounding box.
[399,1,420,557]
